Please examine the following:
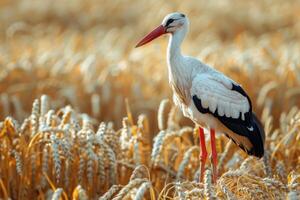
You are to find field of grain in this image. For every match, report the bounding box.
[0,0,300,199]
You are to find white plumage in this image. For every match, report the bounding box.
[191,73,250,120]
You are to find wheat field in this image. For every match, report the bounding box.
[0,0,300,199]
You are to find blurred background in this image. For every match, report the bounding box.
[1,1,300,199]
[0,0,300,129]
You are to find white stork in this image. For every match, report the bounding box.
[135,12,265,182]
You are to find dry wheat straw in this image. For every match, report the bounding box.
[72,185,88,200]
[218,140,234,173]
[175,183,186,199]
[276,161,286,181]
[82,114,93,131]
[263,177,287,191]
[20,118,30,135]
[155,132,178,164]
[97,154,106,186]
[86,134,96,185]
[45,189,54,200]
[186,188,204,199]
[95,139,117,185]
[137,114,149,133]
[64,159,70,189]
[133,139,141,165]
[46,110,56,128]
[287,191,300,200]
[57,138,71,158]
[112,178,148,200]
[31,99,39,136]
[59,109,72,128]
[99,185,122,200]
[51,188,63,200]
[239,157,254,172]
[78,154,85,184]
[158,99,170,130]
[179,126,193,137]
[167,106,180,130]
[103,127,120,156]
[177,146,199,181]
[151,130,166,165]
[204,169,216,200]
[41,145,49,187]
[156,162,177,178]
[263,150,272,177]
[96,122,107,139]
[50,134,61,183]
[193,168,200,182]
[257,81,278,106]
[30,153,37,184]
[134,181,152,200]
[130,165,149,181]
[40,95,49,116]
[218,178,237,200]
[12,150,22,176]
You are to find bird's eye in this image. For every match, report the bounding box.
[166,19,174,26]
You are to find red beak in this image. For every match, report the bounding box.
[135,25,166,48]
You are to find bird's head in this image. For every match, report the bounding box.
[135,12,188,48]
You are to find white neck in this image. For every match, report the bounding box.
[167,29,186,61]
[167,28,188,83]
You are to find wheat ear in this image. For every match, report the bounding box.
[134,181,152,200]
[112,178,147,200]
[98,185,122,200]
[204,169,216,200]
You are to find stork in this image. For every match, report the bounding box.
[135,12,265,182]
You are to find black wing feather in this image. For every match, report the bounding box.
[192,83,265,157]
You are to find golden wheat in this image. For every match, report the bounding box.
[0,0,300,199]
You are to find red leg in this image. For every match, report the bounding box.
[199,127,207,182]
[210,128,218,183]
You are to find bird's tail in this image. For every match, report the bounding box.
[247,113,265,158]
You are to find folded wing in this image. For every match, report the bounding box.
[191,73,264,157]
[191,73,251,123]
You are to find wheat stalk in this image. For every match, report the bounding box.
[176,146,199,181]
[130,165,149,181]
[167,106,180,130]
[72,185,88,200]
[95,138,117,186]
[78,153,85,185]
[186,188,205,199]
[112,178,147,200]
[157,99,170,131]
[51,188,63,200]
[218,178,237,200]
[276,161,286,181]
[151,130,166,165]
[134,181,152,200]
[204,169,216,200]
[12,150,22,176]
[99,185,122,200]
[50,134,61,183]
[30,99,40,136]
[97,153,106,186]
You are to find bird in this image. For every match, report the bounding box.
[135,12,265,183]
